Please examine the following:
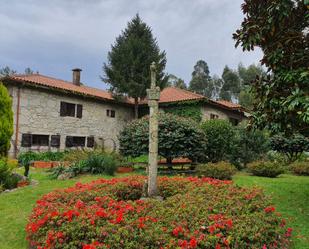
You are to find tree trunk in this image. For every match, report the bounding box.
[167,157,173,170]
[134,98,139,119]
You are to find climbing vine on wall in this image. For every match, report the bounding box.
[162,100,203,123]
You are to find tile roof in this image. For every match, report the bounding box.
[212,100,242,110]
[158,87,205,103]
[6,74,244,112]
[8,74,133,104]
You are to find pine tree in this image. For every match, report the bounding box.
[0,82,13,157]
[0,66,17,77]
[103,14,168,118]
[189,60,212,97]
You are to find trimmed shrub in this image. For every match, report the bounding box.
[196,161,237,180]
[270,134,309,163]
[120,112,207,163]
[0,82,13,157]
[200,119,235,163]
[230,126,269,169]
[26,176,292,249]
[247,161,284,178]
[290,161,309,176]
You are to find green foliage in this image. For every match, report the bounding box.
[234,0,309,135]
[26,176,292,249]
[50,151,118,178]
[270,134,309,163]
[0,83,13,157]
[119,112,207,162]
[0,159,18,190]
[189,60,212,97]
[18,151,67,176]
[290,161,309,176]
[220,66,241,101]
[200,119,235,163]
[103,14,168,117]
[196,161,237,180]
[247,161,284,178]
[167,74,187,89]
[230,126,270,169]
[164,101,202,122]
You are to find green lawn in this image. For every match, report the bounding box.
[0,169,308,249]
[234,173,309,249]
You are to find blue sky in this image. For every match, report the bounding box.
[0,0,262,89]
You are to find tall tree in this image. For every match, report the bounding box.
[167,74,187,89]
[189,60,212,97]
[211,75,223,100]
[220,66,241,101]
[0,66,17,77]
[0,82,13,157]
[24,67,34,75]
[238,63,266,110]
[103,14,168,118]
[234,0,309,136]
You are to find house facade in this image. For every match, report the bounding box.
[2,70,248,158]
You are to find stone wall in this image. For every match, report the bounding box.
[201,104,245,122]
[7,85,134,157]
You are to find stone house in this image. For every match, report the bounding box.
[2,69,248,158]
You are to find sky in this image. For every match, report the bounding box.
[0,0,263,90]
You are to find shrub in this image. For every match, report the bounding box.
[0,159,19,190]
[120,112,207,163]
[0,82,13,157]
[200,119,235,163]
[247,161,284,178]
[230,126,269,169]
[26,176,292,249]
[290,161,309,176]
[50,152,118,178]
[196,161,237,180]
[270,134,309,163]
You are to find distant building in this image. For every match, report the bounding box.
[2,69,248,158]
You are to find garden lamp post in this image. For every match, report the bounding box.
[147,62,160,197]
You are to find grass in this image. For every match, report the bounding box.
[0,169,308,249]
[234,172,309,249]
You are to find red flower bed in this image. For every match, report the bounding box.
[26,176,292,249]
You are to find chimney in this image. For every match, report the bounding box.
[72,68,82,86]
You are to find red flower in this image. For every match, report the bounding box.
[264,206,276,213]
[189,237,198,248]
[172,226,184,237]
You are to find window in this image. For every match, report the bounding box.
[210,113,219,119]
[106,109,115,118]
[50,135,61,148]
[65,136,86,148]
[229,118,239,126]
[87,136,95,148]
[60,102,83,118]
[21,134,49,147]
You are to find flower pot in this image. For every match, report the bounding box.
[117,167,134,173]
[32,161,53,168]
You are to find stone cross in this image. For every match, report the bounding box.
[146,62,160,197]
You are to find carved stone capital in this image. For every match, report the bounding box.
[147,87,160,100]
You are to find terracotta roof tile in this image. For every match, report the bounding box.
[214,100,242,109]
[6,74,244,112]
[9,74,133,104]
[158,87,205,103]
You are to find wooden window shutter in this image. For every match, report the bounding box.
[65,136,74,147]
[21,134,32,147]
[51,135,61,148]
[60,102,66,116]
[87,136,95,148]
[76,104,83,118]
